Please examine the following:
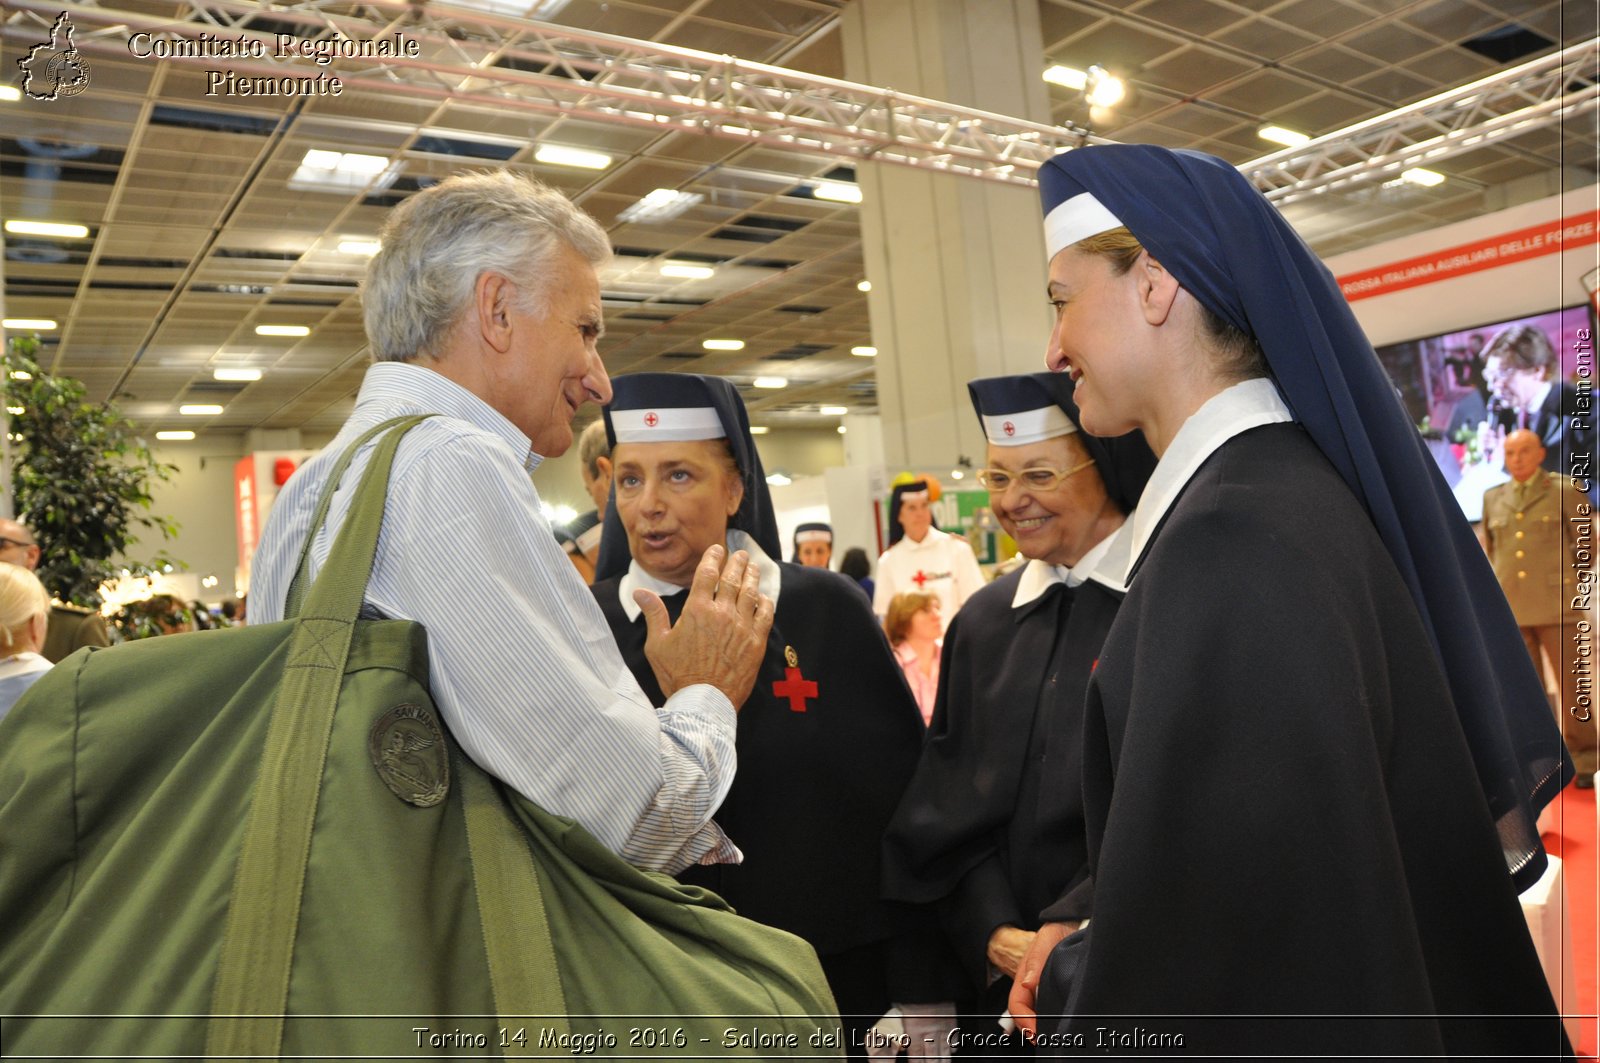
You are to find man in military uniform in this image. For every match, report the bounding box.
[1484,429,1597,787]
[0,518,110,663]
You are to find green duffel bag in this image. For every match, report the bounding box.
[0,416,841,1059]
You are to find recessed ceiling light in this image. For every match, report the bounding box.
[534,144,612,170]
[857,280,872,292]
[813,181,863,204]
[289,150,398,195]
[255,325,310,337]
[179,404,224,416]
[156,431,196,441]
[750,426,770,435]
[661,262,716,280]
[338,239,381,256]
[619,188,704,224]
[950,469,964,480]
[3,318,57,330]
[752,377,788,389]
[1258,125,1311,147]
[851,346,877,357]
[837,425,847,434]
[703,339,745,351]
[1401,167,1447,187]
[1043,65,1088,90]
[820,405,848,416]
[5,220,88,239]
[213,368,263,382]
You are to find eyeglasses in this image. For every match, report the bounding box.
[974,457,1098,493]
[0,536,37,552]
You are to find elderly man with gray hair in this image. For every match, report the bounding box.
[250,171,774,873]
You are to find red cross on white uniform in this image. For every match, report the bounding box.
[911,570,929,588]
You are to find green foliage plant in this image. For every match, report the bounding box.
[3,334,182,607]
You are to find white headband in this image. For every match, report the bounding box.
[795,529,832,544]
[1043,191,1124,259]
[610,406,726,444]
[897,488,930,503]
[981,406,1079,446]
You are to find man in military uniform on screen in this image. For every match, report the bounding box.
[1484,429,1597,787]
[0,518,110,662]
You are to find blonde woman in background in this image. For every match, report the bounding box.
[0,562,53,724]
[885,591,941,726]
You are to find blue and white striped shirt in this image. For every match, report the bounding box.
[251,362,739,873]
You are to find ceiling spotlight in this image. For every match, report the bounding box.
[534,144,612,170]
[837,425,847,434]
[820,405,848,416]
[619,188,704,224]
[156,430,196,441]
[1258,125,1311,147]
[5,220,88,239]
[213,368,263,382]
[752,377,788,389]
[255,325,310,337]
[1042,65,1088,90]
[703,338,745,351]
[2,318,57,330]
[813,181,863,204]
[857,280,872,292]
[661,262,716,280]
[179,404,224,416]
[851,346,877,358]
[1084,66,1126,109]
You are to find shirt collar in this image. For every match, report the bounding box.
[1092,377,1293,591]
[1010,528,1120,608]
[898,526,951,550]
[356,361,540,472]
[616,529,783,621]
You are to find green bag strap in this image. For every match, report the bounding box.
[283,414,429,620]
[460,758,572,1051]
[206,415,428,1060]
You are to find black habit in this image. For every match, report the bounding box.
[1037,424,1566,1055]
[883,565,1118,996]
[592,562,942,1026]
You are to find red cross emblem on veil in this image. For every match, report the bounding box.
[643,412,660,427]
[1002,420,1016,436]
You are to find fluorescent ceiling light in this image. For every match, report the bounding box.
[752,377,788,389]
[179,404,224,416]
[5,220,88,239]
[338,239,381,256]
[660,262,716,280]
[534,144,612,170]
[851,346,877,357]
[813,181,863,204]
[820,405,848,416]
[0,87,19,102]
[703,339,745,351]
[3,319,57,330]
[1258,125,1310,147]
[618,188,703,224]
[156,431,196,441]
[750,426,770,435]
[857,280,872,292]
[255,324,310,337]
[213,368,263,382]
[766,472,793,486]
[289,149,399,195]
[1401,167,1447,187]
[1043,65,1088,90]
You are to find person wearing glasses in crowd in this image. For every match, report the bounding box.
[873,480,984,635]
[883,373,1153,1050]
[0,519,110,662]
[1005,144,1569,1054]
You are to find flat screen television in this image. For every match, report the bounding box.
[1371,305,1596,521]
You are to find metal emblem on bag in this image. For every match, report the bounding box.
[368,703,450,807]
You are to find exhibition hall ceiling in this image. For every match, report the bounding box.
[1,0,1595,436]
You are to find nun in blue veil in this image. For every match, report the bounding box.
[591,373,959,1056]
[1007,144,1571,1055]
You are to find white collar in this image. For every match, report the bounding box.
[1010,529,1120,608]
[895,526,951,550]
[616,529,783,621]
[0,651,51,677]
[1094,378,1293,590]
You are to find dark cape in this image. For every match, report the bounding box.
[592,563,950,1015]
[1038,424,1567,1055]
[882,565,1119,994]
